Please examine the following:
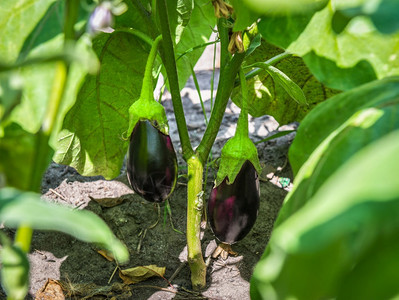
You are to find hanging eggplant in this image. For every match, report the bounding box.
[208,160,260,244]
[127,120,177,203]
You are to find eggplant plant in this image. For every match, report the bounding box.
[2,0,399,298]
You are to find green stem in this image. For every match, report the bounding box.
[196,52,246,164]
[14,226,33,253]
[186,155,206,290]
[156,0,194,160]
[217,18,230,73]
[140,35,163,102]
[176,40,219,62]
[64,0,80,41]
[236,68,248,138]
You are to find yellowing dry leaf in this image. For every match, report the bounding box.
[97,249,114,262]
[35,279,64,300]
[119,265,166,284]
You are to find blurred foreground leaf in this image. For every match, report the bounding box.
[0,188,129,263]
[251,129,399,300]
[282,77,399,224]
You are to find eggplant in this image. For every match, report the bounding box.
[127,120,177,202]
[208,160,260,244]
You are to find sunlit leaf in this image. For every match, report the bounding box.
[0,0,57,63]
[257,1,399,90]
[54,32,148,179]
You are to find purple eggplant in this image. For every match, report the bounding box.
[208,160,260,244]
[127,120,177,202]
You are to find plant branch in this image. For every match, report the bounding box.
[196,52,246,164]
[156,0,194,160]
[236,51,293,86]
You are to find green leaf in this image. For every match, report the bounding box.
[173,0,216,90]
[336,237,399,300]
[0,124,38,190]
[250,63,307,105]
[289,77,399,174]
[257,3,399,90]
[251,130,399,300]
[54,32,148,179]
[0,0,57,63]
[167,0,194,44]
[332,0,399,35]
[0,242,29,300]
[231,41,338,124]
[0,75,22,125]
[281,78,399,224]
[0,188,129,263]
[230,0,259,31]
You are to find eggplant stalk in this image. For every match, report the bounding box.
[187,155,206,290]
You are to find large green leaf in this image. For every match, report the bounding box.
[251,130,399,300]
[289,77,399,174]
[257,1,399,90]
[231,41,338,124]
[280,77,399,224]
[54,32,148,179]
[173,0,216,90]
[0,0,56,63]
[5,1,97,137]
[0,188,129,263]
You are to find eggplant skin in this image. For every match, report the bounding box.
[208,160,260,244]
[127,120,177,202]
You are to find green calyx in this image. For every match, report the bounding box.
[215,66,261,186]
[127,35,169,136]
[215,133,261,186]
[127,98,169,136]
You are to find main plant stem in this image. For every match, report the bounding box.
[186,156,206,290]
[156,0,194,160]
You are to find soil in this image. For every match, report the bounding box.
[1,47,297,300]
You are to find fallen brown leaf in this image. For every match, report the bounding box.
[35,279,64,300]
[97,249,115,262]
[119,265,166,284]
[89,196,125,207]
